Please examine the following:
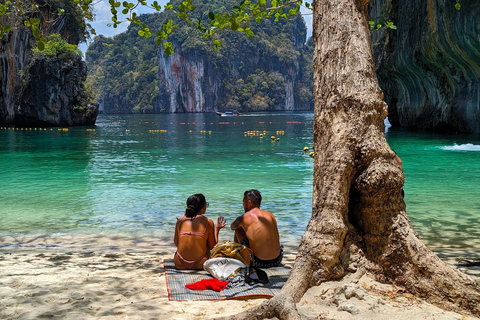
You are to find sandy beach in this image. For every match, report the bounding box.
[0,233,479,320]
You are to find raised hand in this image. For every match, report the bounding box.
[216,216,227,229]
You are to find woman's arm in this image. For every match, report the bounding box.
[207,218,217,249]
[214,216,227,244]
[174,219,179,247]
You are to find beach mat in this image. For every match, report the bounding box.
[163,259,291,301]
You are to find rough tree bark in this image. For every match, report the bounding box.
[213,0,480,319]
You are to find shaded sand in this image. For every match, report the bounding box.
[0,234,479,320]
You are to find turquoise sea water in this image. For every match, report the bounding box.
[1,113,479,266]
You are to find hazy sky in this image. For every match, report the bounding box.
[80,0,313,54]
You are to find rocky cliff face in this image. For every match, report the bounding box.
[15,53,97,126]
[157,17,313,113]
[158,48,212,113]
[0,23,33,125]
[370,0,480,133]
[0,12,97,127]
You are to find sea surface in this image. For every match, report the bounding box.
[1,113,479,269]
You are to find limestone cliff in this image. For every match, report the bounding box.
[15,53,97,127]
[0,21,33,125]
[0,2,98,127]
[86,0,313,114]
[370,0,480,133]
[157,17,313,113]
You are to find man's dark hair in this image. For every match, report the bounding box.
[244,189,262,207]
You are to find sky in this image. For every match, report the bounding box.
[80,0,313,55]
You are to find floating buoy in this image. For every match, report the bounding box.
[271,136,275,140]
[276,138,280,141]
[303,146,309,152]
[125,129,130,132]
[309,152,314,158]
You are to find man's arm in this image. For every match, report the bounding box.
[230,215,244,230]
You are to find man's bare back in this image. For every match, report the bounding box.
[231,190,282,262]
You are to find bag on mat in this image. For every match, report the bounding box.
[203,257,247,280]
[210,241,253,266]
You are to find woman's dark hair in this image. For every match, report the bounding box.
[185,193,206,218]
[244,189,262,207]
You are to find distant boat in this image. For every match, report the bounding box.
[215,111,241,116]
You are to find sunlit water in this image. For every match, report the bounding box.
[1,113,479,273]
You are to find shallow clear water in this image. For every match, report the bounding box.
[1,113,480,265]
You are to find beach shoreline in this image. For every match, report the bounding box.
[1,233,479,320]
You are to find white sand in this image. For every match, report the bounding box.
[0,234,478,320]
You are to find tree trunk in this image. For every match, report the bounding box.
[214,0,480,318]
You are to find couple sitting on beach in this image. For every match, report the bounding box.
[173,189,283,270]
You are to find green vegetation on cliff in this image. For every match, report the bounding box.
[86,0,313,113]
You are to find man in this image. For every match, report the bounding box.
[230,189,283,268]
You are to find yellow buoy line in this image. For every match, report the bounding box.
[1,126,313,154]
[0,127,54,131]
[0,127,97,132]
[244,130,267,137]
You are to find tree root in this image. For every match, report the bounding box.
[211,292,302,320]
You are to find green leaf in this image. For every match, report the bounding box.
[214,39,222,50]
[32,27,40,39]
[37,40,45,51]
[208,11,215,20]
[163,41,174,55]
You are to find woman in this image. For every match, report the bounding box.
[174,194,227,269]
